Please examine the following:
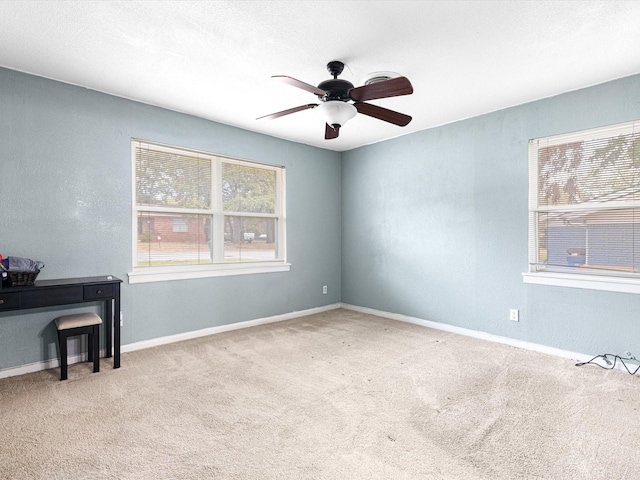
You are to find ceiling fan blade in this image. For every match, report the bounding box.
[355,102,412,126]
[349,76,413,102]
[272,75,327,96]
[257,104,318,121]
[325,123,339,140]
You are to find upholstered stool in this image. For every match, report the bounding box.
[55,312,102,381]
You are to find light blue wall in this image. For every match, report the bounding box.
[0,67,341,370]
[342,74,640,356]
[3,65,640,373]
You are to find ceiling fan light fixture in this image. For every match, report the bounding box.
[259,62,414,140]
[317,100,357,128]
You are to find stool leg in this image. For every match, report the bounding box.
[93,324,100,373]
[58,331,68,381]
[87,331,94,363]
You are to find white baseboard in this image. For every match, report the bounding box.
[0,351,102,380]
[121,303,342,354]
[3,301,632,380]
[340,303,599,365]
[0,303,342,380]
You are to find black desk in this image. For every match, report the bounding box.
[0,276,122,368]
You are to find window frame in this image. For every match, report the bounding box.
[524,120,640,294]
[129,139,289,284]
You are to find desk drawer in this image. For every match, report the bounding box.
[0,292,21,310]
[83,284,114,300]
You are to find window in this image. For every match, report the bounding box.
[525,120,640,293]
[172,218,188,233]
[130,140,288,283]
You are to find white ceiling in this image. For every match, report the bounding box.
[2,0,640,152]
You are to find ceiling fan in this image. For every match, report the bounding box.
[257,61,413,140]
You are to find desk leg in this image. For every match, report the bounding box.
[114,283,121,369]
[105,298,113,359]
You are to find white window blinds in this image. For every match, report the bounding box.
[529,120,640,277]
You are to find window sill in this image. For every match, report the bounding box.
[522,271,640,294]
[128,262,291,284]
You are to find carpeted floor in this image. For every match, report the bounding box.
[1,308,639,479]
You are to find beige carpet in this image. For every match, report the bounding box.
[1,308,639,479]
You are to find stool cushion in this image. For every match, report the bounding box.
[55,313,102,331]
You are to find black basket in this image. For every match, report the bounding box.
[8,271,40,287]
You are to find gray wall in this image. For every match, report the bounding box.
[0,67,342,370]
[342,74,640,356]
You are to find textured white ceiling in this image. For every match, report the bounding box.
[1,0,640,152]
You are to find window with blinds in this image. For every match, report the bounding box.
[131,140,286,280]
[528,120,640,279]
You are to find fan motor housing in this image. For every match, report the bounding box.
[317,79,354,101]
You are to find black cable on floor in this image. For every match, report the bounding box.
[576,354,640,375]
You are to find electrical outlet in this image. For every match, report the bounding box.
[509,309,519,322]
[322,285,328,295]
